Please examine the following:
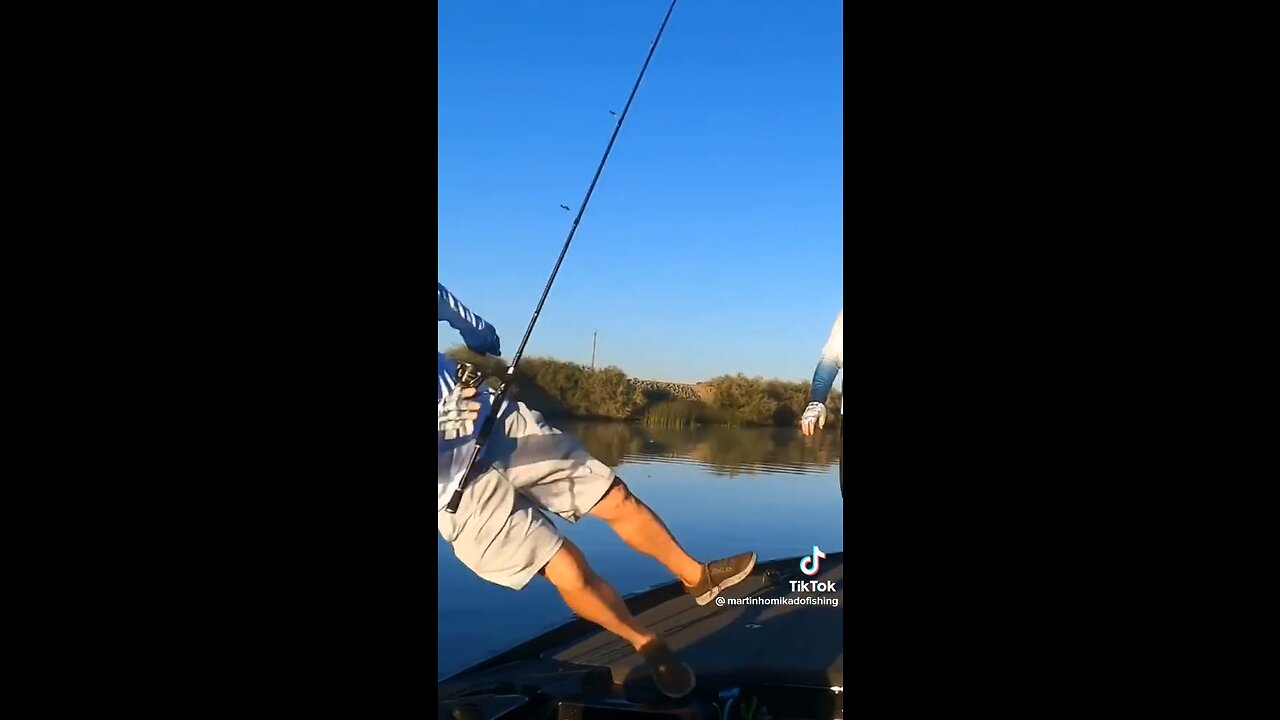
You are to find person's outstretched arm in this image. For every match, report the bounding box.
[801,310,842,435]
[438,282,502,357]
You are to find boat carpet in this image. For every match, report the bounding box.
[551,553,844,692]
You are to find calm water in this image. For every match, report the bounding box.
[437,420,844,680]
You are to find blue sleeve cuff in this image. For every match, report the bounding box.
[809,359,839,404]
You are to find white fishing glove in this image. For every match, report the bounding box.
[439,386,481,440]
[800,402,828,436]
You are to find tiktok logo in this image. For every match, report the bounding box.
[799,545,826,576]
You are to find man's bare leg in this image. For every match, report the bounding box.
[541,538,696,698]
[587,479,704,587]
[588,478,757,605]
[541,539,655,650]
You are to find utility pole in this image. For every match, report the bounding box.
[591,331,597,370]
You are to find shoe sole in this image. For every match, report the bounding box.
[693,552,757,606]
[655,663,697,699]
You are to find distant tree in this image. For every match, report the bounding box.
[442,346,840,428]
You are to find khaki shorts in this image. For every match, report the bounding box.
[437,402,615,590]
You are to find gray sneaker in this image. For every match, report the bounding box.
[684,552,757,606]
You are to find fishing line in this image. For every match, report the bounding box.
[444,0,680,514]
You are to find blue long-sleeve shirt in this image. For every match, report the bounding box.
[437,282,505,511]
[809,310,843,414]
[438,282,502,357]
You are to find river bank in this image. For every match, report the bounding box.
[445,347,842,428]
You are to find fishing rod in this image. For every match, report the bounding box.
[444,0,680,514]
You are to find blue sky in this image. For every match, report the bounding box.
[438,1,843,385]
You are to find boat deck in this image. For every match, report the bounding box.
[553,553,844,692]
[440,552,844,707]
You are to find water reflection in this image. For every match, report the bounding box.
[555,420,843,477]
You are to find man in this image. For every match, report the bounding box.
[437,282,756,699]
[800,309,843,495]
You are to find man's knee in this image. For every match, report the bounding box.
[541,540,593,592]
[588,477,637,521]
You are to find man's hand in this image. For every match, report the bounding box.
[439,386,481,440]
[800,402,828,436]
